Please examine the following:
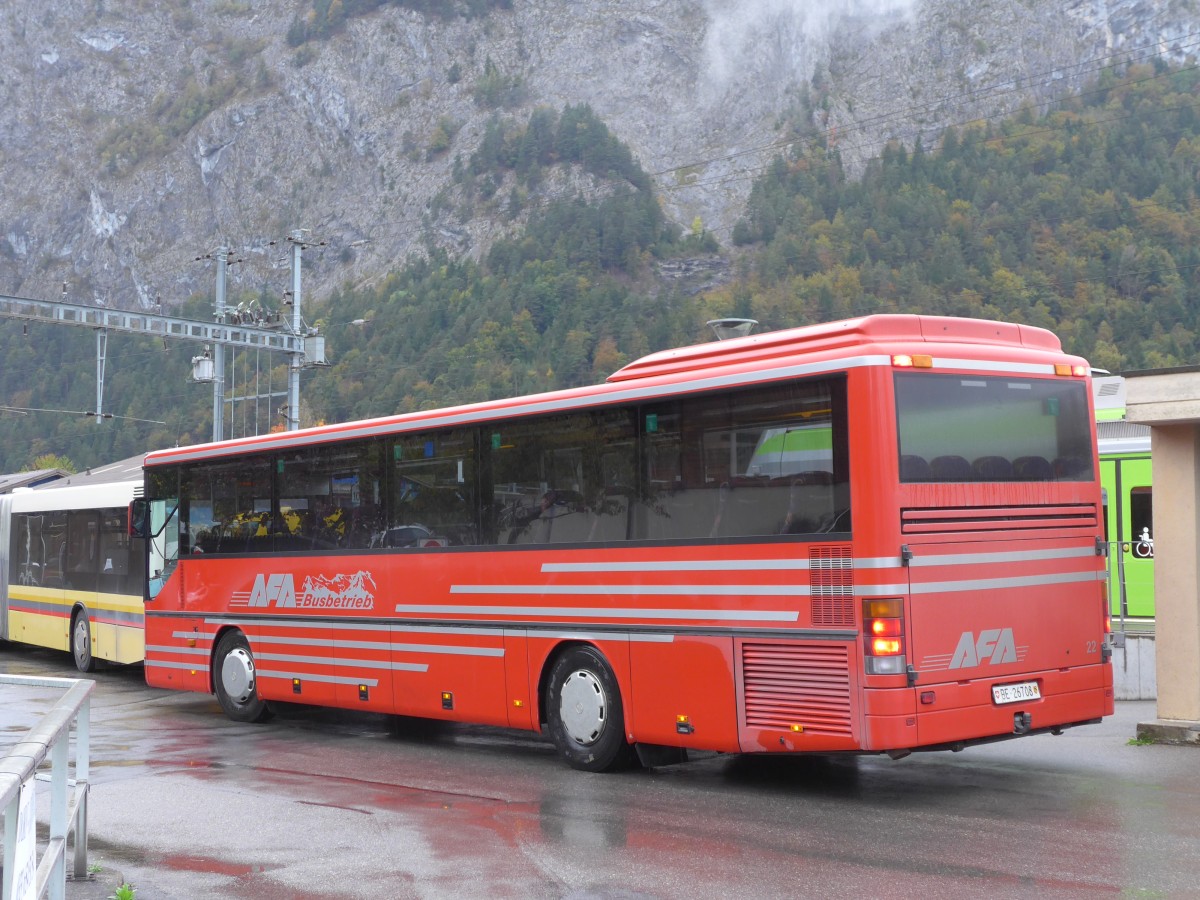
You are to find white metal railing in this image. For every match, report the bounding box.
[1,675,92,900]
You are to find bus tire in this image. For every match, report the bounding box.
[213,631,271,723]
[71,608,96,673]
[545,646,636,772]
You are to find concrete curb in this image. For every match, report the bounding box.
[1136,718,1200,745]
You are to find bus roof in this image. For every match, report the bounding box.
[607,314,1063,383]
[9,477,140,513]
[145,315,1083,468]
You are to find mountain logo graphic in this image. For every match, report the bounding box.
[241,570,377,610]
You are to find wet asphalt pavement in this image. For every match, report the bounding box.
[3,644,1198,899]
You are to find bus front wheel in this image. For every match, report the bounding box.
[545,646,636,772]
[213,631,271,723]
[71,609,95,673]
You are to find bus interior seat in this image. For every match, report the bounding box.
[778,476,837,534]
[900,455,932,481]
[1053,456,1089,478]
[793,469,834,485]
[973,455,1013,480]
[1013,455,1053,480]
[930,455,973,481]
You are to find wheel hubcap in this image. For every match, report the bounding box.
[559,669,606,745]
[73,619,89,663]
[221,647,256,705]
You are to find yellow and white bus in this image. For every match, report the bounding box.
[1,457,144,671]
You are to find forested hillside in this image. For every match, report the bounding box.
[718,60,1200,374]
[3,62,1199,470]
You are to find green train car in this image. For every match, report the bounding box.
[1094,376,1154,618]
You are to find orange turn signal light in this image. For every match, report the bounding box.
[872,637,903,656]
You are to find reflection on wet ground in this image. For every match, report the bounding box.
[3,644,1199,899]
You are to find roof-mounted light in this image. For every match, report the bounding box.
[1055,364,1089,377]
[892,354,933,368]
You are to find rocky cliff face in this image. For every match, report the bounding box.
[0,0,1194,312]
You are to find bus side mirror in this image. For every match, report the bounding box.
[129,499,150,538]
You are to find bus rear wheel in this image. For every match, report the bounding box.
[213,631,271,723]
[71,609,95,673]
[545,646,636,772]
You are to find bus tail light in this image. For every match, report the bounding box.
[863,598,906,675]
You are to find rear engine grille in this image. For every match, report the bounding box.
[902,504,1098,534]
[742,642,853,735]
[809,545,854,626]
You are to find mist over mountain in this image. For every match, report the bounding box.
[1,0,1192,310]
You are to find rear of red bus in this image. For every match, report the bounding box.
[852,327,1113,753]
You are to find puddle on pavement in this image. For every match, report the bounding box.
[91,835,278,878]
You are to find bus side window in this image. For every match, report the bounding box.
[638,378,848,539]
[66,511,100,592]
[389,430,475,548]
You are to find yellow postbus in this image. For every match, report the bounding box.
[1,458,144,671]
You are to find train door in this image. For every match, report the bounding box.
[1103,456,1154,618]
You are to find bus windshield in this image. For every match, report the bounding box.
[895,372,1094,483]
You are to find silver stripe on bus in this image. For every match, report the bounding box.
[145,659,211,671]
[399,602,798,622]
[258,670,380,686]
[909,546,1098,567]
[910,571,1105,593]
[858,570,1105,595]
[540,556,1040,573]
[450,584,808,597]
[542,559,815,573]
[256,652,429,672]
[853,557,904,569]
[932,358,1057,375]
[144,645,209,656]
[502,629,676,643]
[921,646,1029,671]
[149,355,890,464]
[199,617,509,637]
[390,642,503,656]
[249,633,504,657]
[172,630,217,640]
[393,624,507,636]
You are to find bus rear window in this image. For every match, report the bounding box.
[895,373,1094,483]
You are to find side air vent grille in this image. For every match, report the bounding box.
[902,504,1098,534]
[809,545,853,626]
[742,642,853,735]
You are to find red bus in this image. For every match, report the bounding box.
[135,315,1113,770]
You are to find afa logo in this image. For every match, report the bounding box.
[237,570,377,610]
[949,628,1019,668]
[248,573,297,607]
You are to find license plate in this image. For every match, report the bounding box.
[992,681,1041,705]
